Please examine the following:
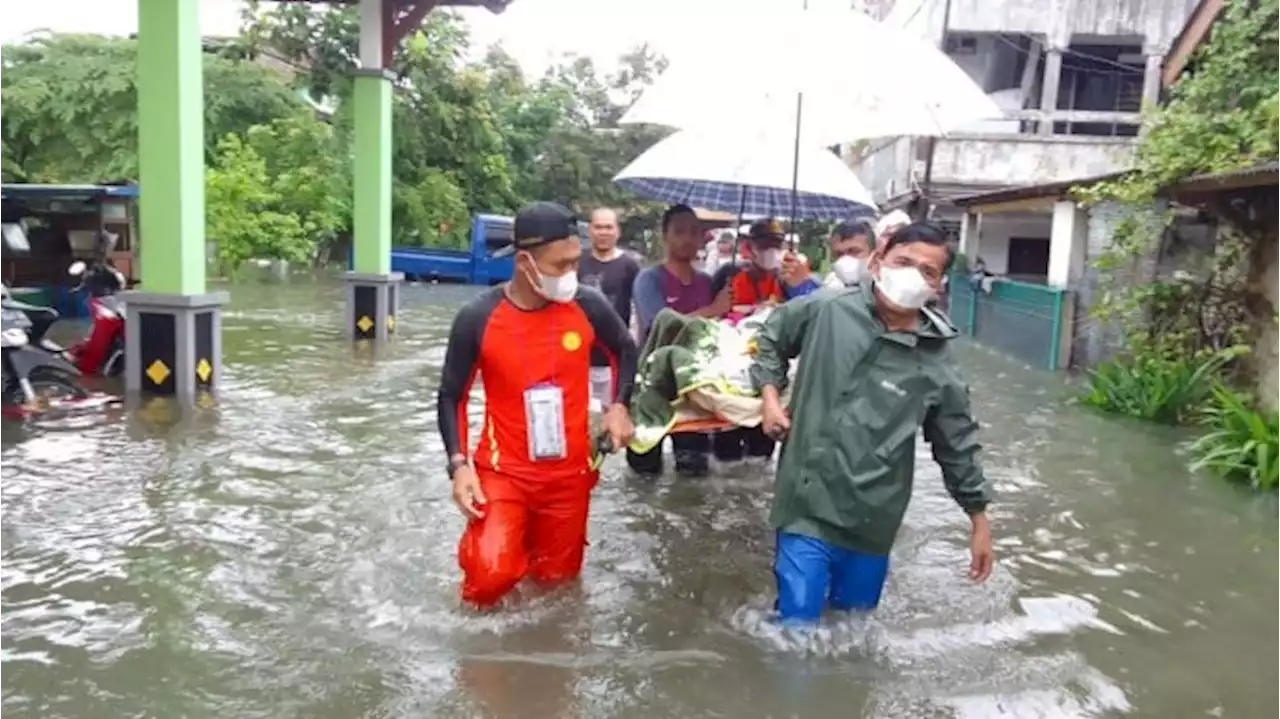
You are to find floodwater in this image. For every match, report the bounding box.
[2,281,1276,718]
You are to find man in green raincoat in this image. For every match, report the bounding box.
[751,222,994,623]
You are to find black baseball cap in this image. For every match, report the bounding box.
[746,218,786,243]
[512,201,580,251]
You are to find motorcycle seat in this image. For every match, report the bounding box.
[1,299,59,319]
[39,338,66,354]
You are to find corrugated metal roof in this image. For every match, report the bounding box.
[951,171,1127,208]
[1176,161,1280,187]
[953,161,1278,210]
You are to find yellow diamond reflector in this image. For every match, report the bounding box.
[356,315,373,333]
[195,358,212,382]
[145,359,171,385]
[386,315,396,331]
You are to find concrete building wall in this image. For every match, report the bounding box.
[968,213,1053,276]
[886,0,1201,48]
[852,135,1137,205]
[932,135,1136,187]
[848,0,1200,206]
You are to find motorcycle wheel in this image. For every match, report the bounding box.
[102,338,125,377]
[1,367,91,406]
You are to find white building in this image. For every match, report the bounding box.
[847,0,1201,271]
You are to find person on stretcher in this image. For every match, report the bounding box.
[705,219,820,462]
[436,202,637,607]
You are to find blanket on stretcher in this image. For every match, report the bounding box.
[627,307,791,454]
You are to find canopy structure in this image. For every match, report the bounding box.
[126,0,509,400]
[277,0,511,67]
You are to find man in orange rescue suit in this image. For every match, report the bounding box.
[437,201,638,607]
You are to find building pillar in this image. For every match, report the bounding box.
[1141,46,1166,111]
[1252,236,1279,413]
[958,210,980,264]
[344,0,403,341]
[1038,47,1064,136]
[126,0,227,398]
[1048,200,1088,289]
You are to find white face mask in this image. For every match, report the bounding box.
[539,270,578,303]
[832,255,865,285]
[874,266,933,310]
[754,248,782,271]
[522,254,578,303]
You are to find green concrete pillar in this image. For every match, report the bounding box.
[352,72,393,275]
[126,0,227,398]
[137,0,204,295]
[344,0,402,341]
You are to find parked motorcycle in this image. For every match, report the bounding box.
[1,302,90,410]
[63,260,128,376]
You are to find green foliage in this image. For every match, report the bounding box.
[393,169,470,250]
[1073,0,1278,447]
[205,113,345,270]
[1082,346,1248,424]
[1,34,301,183]
[5,7,676,258]
[244,113,349,243]
[478,45,670,240]
[206,134,309,272]
[243,4,518,236]
[1189,383,1280,490]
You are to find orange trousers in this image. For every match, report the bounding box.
[458,468,597,606]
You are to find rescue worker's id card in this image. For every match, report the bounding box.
[524,384,567,460]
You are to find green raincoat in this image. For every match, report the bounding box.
[749,280,992,556]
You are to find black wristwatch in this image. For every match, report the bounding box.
[446,454,468,479]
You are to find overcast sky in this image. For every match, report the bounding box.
[3,0,868,76]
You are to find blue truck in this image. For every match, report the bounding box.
[383,214,590,285]
[388,214,515,285]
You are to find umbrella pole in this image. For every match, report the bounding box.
[734,184,747,267]
[788,0,809,246]
[788,91,803,248]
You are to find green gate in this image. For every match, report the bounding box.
[948,276,1071,371]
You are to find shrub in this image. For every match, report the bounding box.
[1081,346,1246,424]
[1189,384,1279,491]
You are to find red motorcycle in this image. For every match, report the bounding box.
[62,260,128,377]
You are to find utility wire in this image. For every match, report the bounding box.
[992,33,1145,76]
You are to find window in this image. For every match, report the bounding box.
[2,223,30,253]
[1006,237,1050,279]
[945,35,977,55]
[483,220,514,252]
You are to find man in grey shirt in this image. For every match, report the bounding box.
[578,208,642,410]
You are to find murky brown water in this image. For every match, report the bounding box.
[2,281,1276,718]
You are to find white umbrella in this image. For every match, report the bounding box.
[620,8,1003,146]
[613,128,875,220]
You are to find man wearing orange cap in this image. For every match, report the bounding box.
[708,218,820,462]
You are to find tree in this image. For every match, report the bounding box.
[476,45,574,203]
[1,34,301,183]
[511,47,670,240]
[206,112,348,270]
[240,2,518,237]
[205,134,309,272]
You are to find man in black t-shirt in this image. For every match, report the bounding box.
[578,208,642,410]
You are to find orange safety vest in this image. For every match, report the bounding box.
[730,270,784,306]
